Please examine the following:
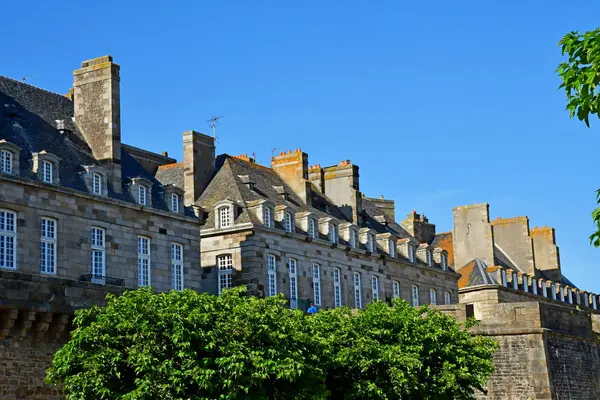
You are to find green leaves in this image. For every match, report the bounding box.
[46,289,497,399]
[557,28,600,127]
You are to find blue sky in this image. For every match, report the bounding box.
[2,1,600,291]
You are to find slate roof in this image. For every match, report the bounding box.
[155,162,185,190]
[0,75,187,214]
[457,259,499,288]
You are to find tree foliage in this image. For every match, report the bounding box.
[557,28,600,246]
[46,287,497,400]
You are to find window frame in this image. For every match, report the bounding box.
[444,291,451,305]
[284,212,294,233]
[267,254,277,297]
[308,218,317,239]
[408,245,415,262]
[217,254,234,294]
[367,234,375,252]
[426,250,433,266]
[1,150,13,174]
[40,217,57,275]
[171,243,184,291]
[137,236,151,287]
[263,206,273,228]
[349,229,357,248]
[219,206,232,228]
[92,173,103,195]
[354,272,362,309]
[388,239,396,257]
[138,185,148,206]
[372,276,379,301]
[171,193,180,213]
[90,227,106,284]
[441,254,447,271]
[392,280,401,299]
[312,263,321,306]
[288,258,298,309]
[0,209,17,270]
[41,160,53,183]
[411,285,419,307]
[333,268,342,307]
[329,223,338,244]
[429,288,437,305]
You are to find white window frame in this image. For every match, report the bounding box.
[444,291,451,305]
[388,239,396,257]
[392,280,400,299]
[267,254,277,297]
[354,272,362,309]
[429,288,437,305]
[263,206,273,228]
[372,276,379,301]
[171,243,184,291]
[441,254,447,271]
[308,218,317,239]
[288,258,298,309]
[90,227,105,284]
[411,285,419,307]
[312,263,321,306]
[92,173,102,195]
[408,245,415,262]
[138,185,148,206]
[1,150,13,174]
[334,268,342,307]
[40,217,57,275]
[329,224,337,244]
[284,212,294,233]
[137,236,151,287]
[42,160,53,183]
[217,254,233,294]
[367,234,375,252]
[219,206,231,228]
[0,209,17,270]
[171,193,180,213]
[349,229,357,248]
[426,250,433,266]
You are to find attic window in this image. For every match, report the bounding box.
[1,150,13,174]
[441,254,447,271]
[426,250,433,266]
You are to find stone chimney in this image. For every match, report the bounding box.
[73,55,122,193]
[323,160,362,223]
[530,225,561,281]
[271,149,311,205]
[401,210,436,244]
[183,131,215,205]
[365,195,396,221]
[308,164,324,193]
[452,203,494,270]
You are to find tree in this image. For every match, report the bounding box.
[46,288,497,399]
[557,28,600,246]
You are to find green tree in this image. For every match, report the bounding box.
[46,288,497,399]
[557,28,600,246]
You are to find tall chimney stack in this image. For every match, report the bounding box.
[183,131,215,205]
[271,149,311,205]
[73,55,122,192]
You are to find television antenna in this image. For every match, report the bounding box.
[206,116,224,139]
[271,148,280,158]
[21,75,36,82]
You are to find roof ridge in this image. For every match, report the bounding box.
[0,75,71,101]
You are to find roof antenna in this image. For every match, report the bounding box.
[21,75,36,82]
[206,116,224,140]
[271,148,280,158]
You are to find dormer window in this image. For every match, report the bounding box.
[171,193,180,213]
[408,245,415,262]
[367,234,375,252]
[92,173,102,195]
[284,212,294,233]
[308,218,317,239]
[441,254,447,271]
[349,229,358,248]
[389,239,396,257]
[219,206,231,228]
[138,185,147,205]
[1,150,13,174]
[264,206,273,228]
[329,224,338,244]
[426,250,433,266]
[42,160,53,183]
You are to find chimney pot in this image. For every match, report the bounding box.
[161,151,168,157]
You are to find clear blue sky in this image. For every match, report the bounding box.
[2,1,600,291]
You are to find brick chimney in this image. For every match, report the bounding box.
[73,55,122,193]
[271,149,311,205]
[323,161,361,223]
[183,131,215,205]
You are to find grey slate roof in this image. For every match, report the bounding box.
[0,75,187,214]
[155,163,185,190]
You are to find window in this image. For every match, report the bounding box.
[1,150,12,174]
[218,254,233,294]
[444,291,451,305]
[40,218,57,274]
[267,254,277,297]
[354,272,362,309]
[288,259,298,309]
[392,281,400,299]
[501,269,507,287]
[408,245,415,262]
[441,254,447,271]
[334,268,342,307]
[171,243,183,291]
[388,239,396,257]
[219,206,231,228]
[329,224,338,244]
[0,210,17,269]
[308,218,317,239]
[372,276,379,301]
[41,160,53,183]
[171,193,180,213]
[426,250,433,266]
[138,185,147,206]
[91,227,105,284]
[411,285,419,307]
[312,263,321,306]
[263,206,273,228]
[367,234,375,252]
[138,236,151,287]
[90,173,102,195]
[284,212,294,233]
[429,288,437,305]
[522,277,529,293]
[349,230,357,248]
